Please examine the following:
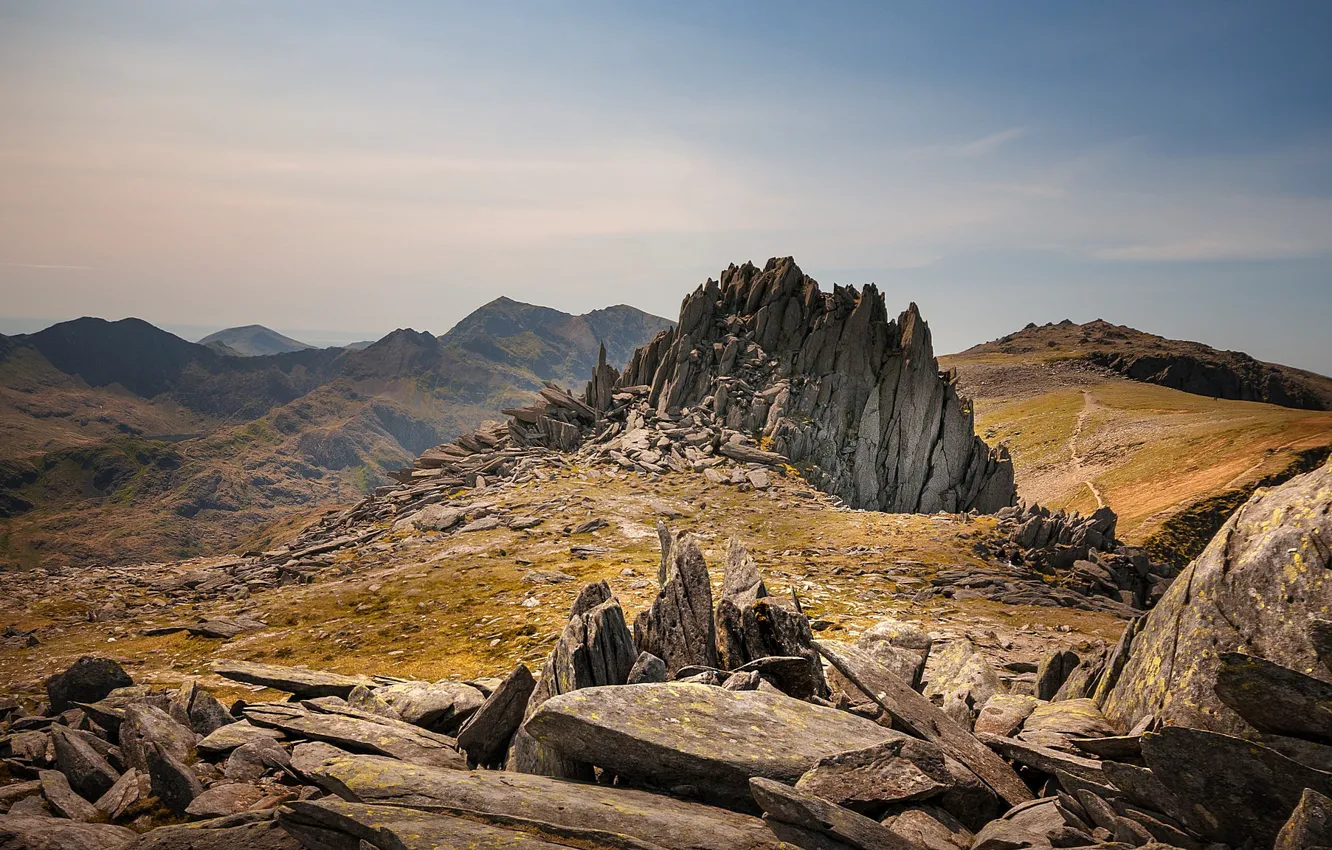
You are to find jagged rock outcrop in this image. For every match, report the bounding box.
[1099,459,1332,734]
[615,258,1015,513]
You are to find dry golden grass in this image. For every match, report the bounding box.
[0,466,1124,700]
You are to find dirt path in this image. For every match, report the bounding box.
[1070,391,1106,509]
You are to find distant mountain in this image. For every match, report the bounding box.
[0,300,672,568]
[957,318,1332,411]
[942,320,1332,564]
[344,340,376,350]
[199,324,315,356]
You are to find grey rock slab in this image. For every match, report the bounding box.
[45,657,134,715]
[211,660,372,699]
[973,695,1041,738]
[1275,788,1332,850]
[1017,698,1119,752]
[1101,462,1332,735]
[277,798,638,850]
[626,652,667,685]
[124,819,301,850]
[1142,725,1332,847]
[0,781,42,810]
[51,725,120,801]
[1035,648,1080,701]
[224,737,290,782]
[968,797,1092,850]
[196,720,283,755]
[881,807,972,850]
[146,741,203,817]
[976,733,1105,784]
[0,816,136,850]
[749,777,925,850]
[93,768,142,820]
[509,582,637,779]
[374,680,484,733]
[1214,651,1332,744]
[37,769,99,822]
[346,684,400,720]
[919,638,1003,730]
[119,704,196,773]
[633,533,719,675]
[795,739,953,815]
[244,702,465,769]
[298,749,786,850]
[526,682,901,811]
[814,640,1033,808]
[167,680,234,736]
[456,663,536,767]
[855,619,932,691]
[184,782,266,818]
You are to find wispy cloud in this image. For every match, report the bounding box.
[943,127,1028,157]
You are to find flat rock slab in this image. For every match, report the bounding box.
[0,816,136,850]
[213,661,372,699]
[749,777,923,850]
[196,720,285,755]
[1214,652,1332,744]
[976,733,1105,784]
[1143,725,1332,847]
[794,739,952,814]
[815,640,1033,808]
[124,819,302,850]
[527,682,899,810]
[245,703,465,769]
[184,783,267,818]
[299,750,785,850]
[974,695,1042,738]
[38,769,99,822]
[1017,699,1119,751]
[277,798,610,849]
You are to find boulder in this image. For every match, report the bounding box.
[626,651,668,684]
[920,638,1003,729]
[973,695,1041,738]
[749,778,924,850]
[224,737,290,782]
[1142,725,1332,846]
[509,581,637,778]
[196,720,283,755]
[119,705,195,773]
[45,658,133,714]
[1017,699,1119,752]
[167,681,233,736]
[37,769,99,822]
[244,703,465,769]
[277,798,577,849]
[634,533,719,674]
[184,783,266,818]
[794,739,953,815]
[373,681,484,734]
[456,663,536,767]
[211,661,372,699]
[856,619,932,690]
[346,684,400,719]
[295,749,785,850]
[527,683,900,811]
[51,726,120,801]
[124,819,301,850]
[1101,461,1332,734]
[969,798,1092,850]
[814,640,1032,809]
[1213,651,1332,744]
[0,816,136,850]
[93,768,142,820]
[1275,788,1332,850]
[146,741,203,816]
[881,807,972,850]
[1034,648,1079,701]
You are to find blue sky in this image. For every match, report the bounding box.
[2,1,1330,371]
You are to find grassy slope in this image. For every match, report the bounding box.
[943,353,1332,545]
[0,466,1126,701]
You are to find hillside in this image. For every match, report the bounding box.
[199,324,315,356]
[0,303,672,568]
[942,321,1332,563]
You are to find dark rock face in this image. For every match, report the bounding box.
[509,581,638,778]
[45,657,133,714]
[1087,346,1331,410]
[614,258,1015,513]
[455,663,536,767]
[633,533,719,674]
[1101,461,1332,734]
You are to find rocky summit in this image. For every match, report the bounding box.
[1,259,1330,850]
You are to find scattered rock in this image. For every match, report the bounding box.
[794,738,953,815]
[212,661,372,699]
[456,663,536,767]
[51,725,120,801]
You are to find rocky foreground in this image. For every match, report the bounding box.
[2,461,1330,850]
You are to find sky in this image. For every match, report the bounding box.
[2,1,1331,372]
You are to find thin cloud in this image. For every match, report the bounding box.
[0,262,93,270]
[951,127,1028,157]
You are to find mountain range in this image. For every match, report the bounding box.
[0,299,673,567]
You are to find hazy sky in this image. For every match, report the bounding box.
[3,2,1331,372]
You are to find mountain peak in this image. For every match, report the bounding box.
[199,325,314,357]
